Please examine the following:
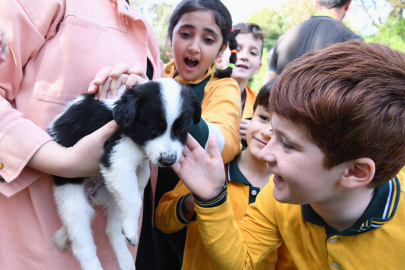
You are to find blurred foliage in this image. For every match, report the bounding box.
[246,8,287,49]
[129,0,175,63]
[280,0,316,28]
[364,16,405,51]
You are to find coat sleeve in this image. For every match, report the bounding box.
[194,182,282,270]
[155,181,196,233]
[0,0,64,195]
[202,78,241,164]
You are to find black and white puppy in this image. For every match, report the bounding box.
[48,78,201,270]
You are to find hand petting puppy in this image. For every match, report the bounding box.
[0,29,9,64]
[88,63,149,100]
[172,134,226,200]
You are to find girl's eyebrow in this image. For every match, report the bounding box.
[179,24,219,37]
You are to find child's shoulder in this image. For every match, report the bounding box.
[397,171,405,193]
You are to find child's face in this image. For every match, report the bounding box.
[232,33,262,83]
[246,105,272,160]
[216,33,262,84]
[171,10,225,81]
[259,113,347,205]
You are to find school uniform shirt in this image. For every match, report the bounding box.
[241,85,258,148]
[0,0,164,269]
[156,154,294,270]
[193,172,405,270]
[241,85,258,120]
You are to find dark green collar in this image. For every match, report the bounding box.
[227,154,251,186]
[302,177,401,238]
[227,153,261,204]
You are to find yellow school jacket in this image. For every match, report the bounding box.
[193,172,405,270]
[156,155,295,269]
[165,61,241,164]
[242,85,258,120]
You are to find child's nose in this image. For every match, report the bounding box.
[239,49,248,60]
[259,137,276,163]
[188,38,200,54]
[261,127,272,139]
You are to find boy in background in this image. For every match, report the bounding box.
[173,40,405,269]
[156,83,294,269]
[217,23,263,147]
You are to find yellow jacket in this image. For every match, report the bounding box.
[165,61,241,163]
[242,85,258,120]
[156,155,294,269]
[193,172,405,270]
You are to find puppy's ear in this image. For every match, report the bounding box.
[183,84,201,125]
[112,86,141,135]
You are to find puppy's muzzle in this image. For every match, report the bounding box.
[158,153,177,167]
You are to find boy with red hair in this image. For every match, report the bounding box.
[172,40,405,269]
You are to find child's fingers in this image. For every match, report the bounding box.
[126,74,148,88]
[129,66,148,80]
[207,134,221,160]
[110,74,129,99]
[185,133,202,151]
[88,67,113,94]
[92,120,119,143]
[109,63,131,79]
[99,77,113,100]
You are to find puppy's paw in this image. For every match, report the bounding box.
[122,229,138,247]
[54,226,70,250]
[118,258,136,270]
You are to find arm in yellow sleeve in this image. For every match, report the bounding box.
[202,78,242,164]
[155,180,196,233]
[194,182,282,270]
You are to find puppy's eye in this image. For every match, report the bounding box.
[148,126,159,134]
[178,125,186,133]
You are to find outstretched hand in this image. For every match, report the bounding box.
[172,134,225,200]
[88,63,149,100]
[0,30,9,64]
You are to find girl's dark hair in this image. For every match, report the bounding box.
[214,29,240,78]
[168,0,237,79]
[167,0,232,48]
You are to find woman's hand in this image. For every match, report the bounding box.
[28,121,119,178]
[0,30,9,64]
[172,134,225,200]
[88,63,149,100]
[240,119,251,141]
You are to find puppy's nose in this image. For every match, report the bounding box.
[158,154,176,166]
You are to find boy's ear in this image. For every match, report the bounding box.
[339,158,375,189]
[255,62,262,74]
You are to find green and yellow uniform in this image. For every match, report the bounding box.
[156,153,295,269]
[241,85,258,148]
[193,172,405,269]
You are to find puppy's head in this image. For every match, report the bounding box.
[112,78,201,167]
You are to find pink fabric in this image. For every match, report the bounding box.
[0,0,163,269]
